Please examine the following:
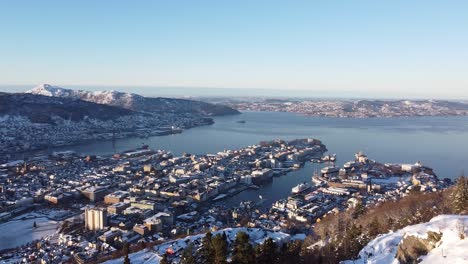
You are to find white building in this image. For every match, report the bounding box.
[85,207,108,231]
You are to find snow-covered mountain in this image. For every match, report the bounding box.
[343,215,468,264]
[27,84,145,110]
[0,92,135,124]
[27,84,240,116]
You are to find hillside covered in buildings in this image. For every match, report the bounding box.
[0,85,239,155]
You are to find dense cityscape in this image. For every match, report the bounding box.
[223,99,468,118]
[1,1,468,263]
[0,86,466,264]
[0,136,456,263]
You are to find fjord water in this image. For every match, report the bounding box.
[4,113,463,264]
[45,111,468,207]
[11,111,468,210]
[66,111,468,177]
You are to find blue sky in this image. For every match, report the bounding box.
[0,0,467,98]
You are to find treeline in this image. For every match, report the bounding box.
[163,231,311,264]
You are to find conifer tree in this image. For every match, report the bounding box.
[387,217,395,230]
[212,233,228,264]
[159,253,170,264]
[352,199,366,219]
[198,232,215,263]
[123,254,131,264]
[255,237,278,264]
[453,175,468,214]
[232,232,255,264]
[180,244,196,264]
[343,223,363,258]
[284,240,303,264]
[122,242,131,264]
[368,217,382,238]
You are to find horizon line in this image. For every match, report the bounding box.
[0,83,467,101]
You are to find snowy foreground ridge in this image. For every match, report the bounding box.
[343,215,468,264]
[105,227,302,264]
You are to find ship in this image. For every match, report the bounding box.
[312,175,327,187]
[292,182,311,194]
[321,154,337,162]
[321,166,340,175]
[312,169,326,186]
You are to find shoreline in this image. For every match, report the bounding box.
[0,121,215,159]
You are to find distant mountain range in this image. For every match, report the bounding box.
[0,92,136,124]
[226,98,468,118]
[0,84,240,124]
[27,84,240,116]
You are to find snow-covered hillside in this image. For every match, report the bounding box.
[27,84,141,110]
[27,84,240,116]
[104,227,301,264]
[343,215,468,264]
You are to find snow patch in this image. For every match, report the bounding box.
[342,215,468,264]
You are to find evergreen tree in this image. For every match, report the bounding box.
[254,244,262,263]
[122,242,131,264]
[123,254,131,264]
[160,253,170,264]
[198,232,215,263]
[255,237,278,264]
[368,217,382,238]
[453,175,468,214]
[352,199,366,219]
[280,240,302,264]
[212,233,228,264]
[232,232,255,264]
[387,217,395,230]
[33,221,37,228]
[122,242,129,254]
[180,244,196,264]
[343,223,363,259]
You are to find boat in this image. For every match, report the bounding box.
[321,166,340,175]
[321,154,337,162]
[249,184,260,189]
[312,169,326,186]
[292,182,311,194]
[312,175,327,186]
[236,120,246,123]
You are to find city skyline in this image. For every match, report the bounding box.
[1,2,467,263]
[0,0,467,99]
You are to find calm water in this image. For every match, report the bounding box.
[35,111,468,208]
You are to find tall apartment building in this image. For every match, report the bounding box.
[85,207,108,231]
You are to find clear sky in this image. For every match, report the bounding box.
[0,0,467,99]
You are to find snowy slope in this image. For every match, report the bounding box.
[27,84,240,115]
[104,227,295,264]
[343,215,468,264]
[27,84,141,110]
